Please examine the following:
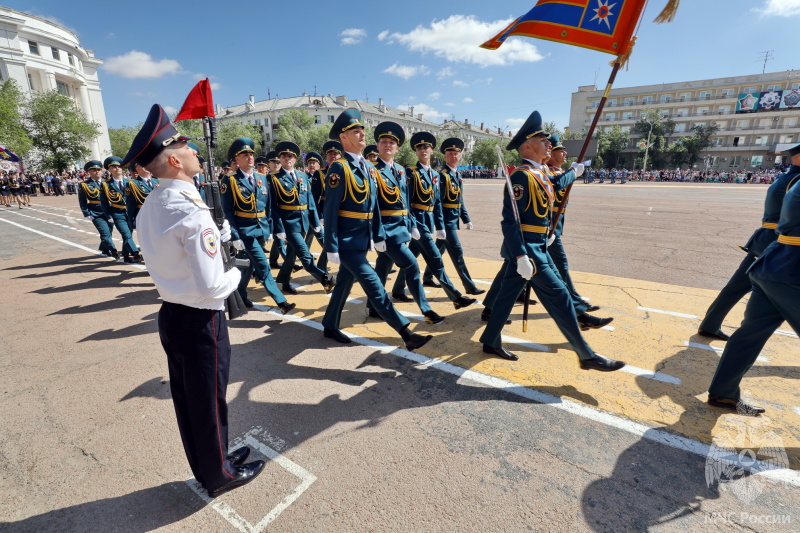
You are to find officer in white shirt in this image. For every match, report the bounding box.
[123,104,265,499]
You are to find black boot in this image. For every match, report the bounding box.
[423,310,445,324]
[400,325,432,351]
[577,313,613,330]
[131,252,144,264]
[324,328,351,343]
[278,302,296,314]
[281,283,298,295]
[110,249,120,260]
[453,296,477,309]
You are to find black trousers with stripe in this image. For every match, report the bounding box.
[158,302,235,491]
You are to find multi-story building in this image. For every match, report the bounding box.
[0,6,112,164]
[439,119,507,151]
[216,94,445,151]
[569,70,800,170]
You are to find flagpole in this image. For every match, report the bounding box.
[548,59,622,238]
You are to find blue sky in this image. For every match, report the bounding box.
[17,0,800,133]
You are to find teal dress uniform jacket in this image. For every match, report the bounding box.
[101,178,139,255]
[374,160,415,245]
[406,162,445,235]
[221,169,274,241]
[78,178,108,218]
[271,168,320,235]
[125,176,159,229]
[438,166,470,230]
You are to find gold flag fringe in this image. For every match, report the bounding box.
[653,0,680,23]
[610,37,637,70]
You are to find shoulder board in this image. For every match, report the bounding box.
[180,190,209,209]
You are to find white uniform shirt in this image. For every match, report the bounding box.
[136,178,240,310]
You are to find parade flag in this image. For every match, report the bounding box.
[0,145,21,162]
[481,0,648,57]
[175,78,214,121]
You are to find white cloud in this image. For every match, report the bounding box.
[383,63,431,80]
[453,80,469,88]
[437,67,455,79]
[379,15,543,67]
[756,0,800,16]
[340,28,367,45]
[103,51,182,79]
[164,105,179,116]
[428,92,441,100]
[505,118,525,134]
[462,97,473,103]
[444,102,455,107]
[398,103,447,121]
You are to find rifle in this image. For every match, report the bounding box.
[495,146,532,333]
[203,180,249,320]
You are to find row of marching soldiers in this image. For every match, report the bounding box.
[79,106,624,369]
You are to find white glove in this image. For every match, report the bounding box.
[87,215,94,221]
[434,229,446,240]
[319,220,324,228]
[327,252,341,264]
[375,240,387,253]
[369,240,375,251]
[411,227,421,240]
[547,233,556,247]
[516,255,534,279]
[570,162,585,177]
[466,222,474,230]
[276,232,286,240]
[266,234,274,245]
[313,226,321,233]
[231,239,245,251]
[225,266,242,285]
[108,218,113,223]
[220,219,231,242]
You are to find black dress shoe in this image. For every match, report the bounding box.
[466,288,486,295]
[389,268,397,274]
[480,309,511,324]
[482,344,519,361]
[577,313,613,330]
[400,326,432,351]
[322,274,336,294]
[453,296,477,310]
[585,304,601,312]
[292,264,303,272]
[226,446,250,466]
[324,328,351,343]
[391,292,413,303]
[242,298,254,308]
[123,255,134,263]
[707,394,764,415]
[579,355,625,372]
[423,310,445,324]
[422,279,441,288]
[367,307,380,318]
[281,283,298,295]
[110,249,120,260]
[278,302,296,314]
[208,460,266,498]
[132,252,145,264]
[697,329,730,341]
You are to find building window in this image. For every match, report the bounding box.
[755,136,766,145]
[56,80,70,96]
[736,119,750,128]
[792,83,800,90]
[26,72,33,91]
[767,85,781,92]
[730,156,740,167]
[721,89,734,98]
[780,134,793,143]
[732,136,740,146]
[607,99,616,107]
[605,112,615,121]
[624,97,634,106]
[712,137,723,146]
[676,108,688,117]
[314,115,321,124]
[751,155,763,167]
[51,48,60,60]
[785,117,798,127]
[658,110,670,117]
[699,90,713,100]
[328,115,334,123]
[675,123,686,132]
[622,112,633,120]
[695,122,706,128]
[28,41,39,55]
[67,53,74,66]
[679,92,691,101]
[591,100,600,108]
[698,107,709,116]
[742,86,756,94]
[718,106,730,114]
[661,94,672,103]
[254,119,261,125]
[641,96,652,104]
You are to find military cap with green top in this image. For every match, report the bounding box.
[275,141,301,158]
[329,108,364,139]
[364,144,379,157]
[305,152,323,164]
[103,156,124,169]
[785,141,800,158]
[506,110,550,151]
[409,131,436,150]
[322,141,343,155]
[221,161,231,169]
[266,151,280,163]
[84,160,103,171]
[440,137,464,154]
[374,121,405,146]
[549,133,565,151]
[255,156,269,167]
[227,137,256,161]
[121,104,191,167]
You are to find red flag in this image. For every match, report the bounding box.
[481,0,647,57]
[175,78,214,121]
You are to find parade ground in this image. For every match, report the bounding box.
[1,181,798,532]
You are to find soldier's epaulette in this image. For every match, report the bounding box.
[180,190,209,209]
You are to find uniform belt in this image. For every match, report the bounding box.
[521,224,548,234]
[339,210,373,219]
[111,203,126,210]
[278,204,308,211]
[411,203,434,212]
[553,207,566,214]
[234,210,265,218]
[380,209,408,216]
[87,200,100,204]
[442,203,460,209]
[762,222,778,229]
[777,234,800,246]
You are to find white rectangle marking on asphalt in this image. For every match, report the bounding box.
[684,341,769,362]
[638,307,699,319]
[776,329,798,338]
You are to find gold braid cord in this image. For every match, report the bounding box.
[230,178,256,211]
[271,174,300,204]
[441,169,461,203]
[81,182,100,199]
[337,159,370,205]
[517,168,552,218]
[375,170,402,205]
[610,36,637,70]
[411,169,434,205]
[128,182,148,206]
[653,0,680,23]
[103,182,123,204]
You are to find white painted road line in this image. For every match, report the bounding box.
[684,341,769,363]
[617,364,682,385]
[638,306,699,319]
[501,335,551,352]
[776,329,798,338]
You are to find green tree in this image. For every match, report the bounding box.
[633,108,676,170]
[214,122,263,163]
[471,138,520,169]
[0,80,32,157]
[595,125,630,169]
[24,90,100,172]
[682,123,720,168]
[108,124,141,160]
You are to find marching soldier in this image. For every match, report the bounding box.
[220,137,295,313]
[266,150,289,269]
[270,140,334,294]
[125,162,159,232]
[321,109,432,351]
[478,110,624,371]
[545,134,598,310]
[101,157,142,263]
[707,171,800,415]
[218,161,231,180]
[78,161,118,259]
[303,151,327,271]
[9,171,23,208]
[364,144,379,164]
[392,132,476,310]
[698,146,800,341]
[421,137,484,296]
[367,121,444,324]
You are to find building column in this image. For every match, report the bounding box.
[77,84,100,159]
[44,71,57,91]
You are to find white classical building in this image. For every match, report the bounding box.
[0,7,111,163]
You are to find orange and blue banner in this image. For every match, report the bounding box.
[481,0,647,56]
